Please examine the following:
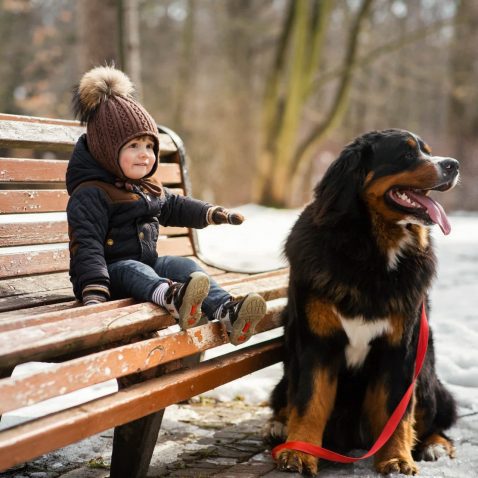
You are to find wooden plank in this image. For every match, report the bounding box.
[0,159,181,184]
[0,301,285,414]
[224,272,288,301]
[0,298,134,332]
[0,190,68,213]
[153,163,182,184]
[0,274,287,367]
[0,119,85,152]
[0,113,83,126]
[0,219,68,246]
[0,187,184,214]
[0,219,188,247]
[0,302,176,368]
[0,270,287,332]
[0,338,283,472]
[0,116,177,154]
[0,158,66,182]
[0,246,69,279]
[0,321,225,414]
[0,236,192,279]
[156,235,193,257]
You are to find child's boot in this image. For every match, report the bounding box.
[219,293,267,345]
[164,271,210,329]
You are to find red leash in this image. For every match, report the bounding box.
[272,303,429,463]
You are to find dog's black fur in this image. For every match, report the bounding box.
[268,130,459,475]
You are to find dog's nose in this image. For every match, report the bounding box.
[439,158,459,177]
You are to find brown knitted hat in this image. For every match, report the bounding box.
[73,66,160,181]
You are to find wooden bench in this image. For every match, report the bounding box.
[0,114,288,477]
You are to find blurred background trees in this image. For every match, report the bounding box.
[0,0,476,210]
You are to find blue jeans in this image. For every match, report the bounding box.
[108,256,231,320]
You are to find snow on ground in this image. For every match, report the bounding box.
[1,206,477,476]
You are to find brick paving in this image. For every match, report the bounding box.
[0,399,300,478]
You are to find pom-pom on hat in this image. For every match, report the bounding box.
[72,66,160,182]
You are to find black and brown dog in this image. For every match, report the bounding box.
[266,129,459,475]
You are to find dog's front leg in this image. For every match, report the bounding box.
[364,381,418,475]
[276,365,338,476]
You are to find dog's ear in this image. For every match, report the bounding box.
[313,144,368,226]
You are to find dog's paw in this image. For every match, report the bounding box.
[262,419,287,444]
[276,449,318,476]
[414,434,455,461]
[375,457,418,475]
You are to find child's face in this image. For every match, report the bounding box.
[119,136,156,179]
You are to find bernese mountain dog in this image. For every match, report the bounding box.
[266,129,460,475]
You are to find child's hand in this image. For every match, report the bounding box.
[207,206,244,225]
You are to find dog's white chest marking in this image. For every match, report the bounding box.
[339,317,391,368]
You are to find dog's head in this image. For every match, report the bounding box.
[314,129,459,235]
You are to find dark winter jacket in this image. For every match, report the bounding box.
[66,135,211,300]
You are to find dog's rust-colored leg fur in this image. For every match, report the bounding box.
[277,368,338,475]
[364,383,418,475]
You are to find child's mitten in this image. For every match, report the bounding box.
[207,206,244,225]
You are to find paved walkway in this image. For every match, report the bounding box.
[2,399,477,477]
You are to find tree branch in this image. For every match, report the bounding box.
[290,0,374,179]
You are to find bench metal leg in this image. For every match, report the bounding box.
[110,353,202,478]
[110,407,165,478]
[0,367,14,423]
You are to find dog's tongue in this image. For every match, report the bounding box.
[406,190,451,235]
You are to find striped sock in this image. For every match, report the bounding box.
[151,282,170,307]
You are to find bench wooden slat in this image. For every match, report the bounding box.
[0,219,68,246]
[0,119,85,152]
[0,302,174,369]
[0,159,182,184]
[0,116,177,154]
[0,322,225,414]
[0,337,283,472]
[0,187,184,214]
[0,245,70,278]
[225,272,288,301]
[0,219,188,247]
[0,190,68,213]
[0,158,66,182]
[0,299,132,332]
[156,235,193,257]
[0,302,284,415]
[0,260,242,314]
[0,269,288,324]
[0,272,287,367]
[0,234,192,281]
[0,269,287,333]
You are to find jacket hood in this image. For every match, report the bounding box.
[66,134,116,194]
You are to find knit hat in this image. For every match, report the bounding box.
[73,66,162,195]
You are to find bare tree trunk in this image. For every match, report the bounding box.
[77,0,121,72]
[123,0,143,100]
[289,0,373,197]
[173,0,196,130]
[254,0,334,207]
[448,0,478,210]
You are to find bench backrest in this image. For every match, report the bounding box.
[0,114,198,283]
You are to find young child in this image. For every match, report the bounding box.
[66,66,266,345]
